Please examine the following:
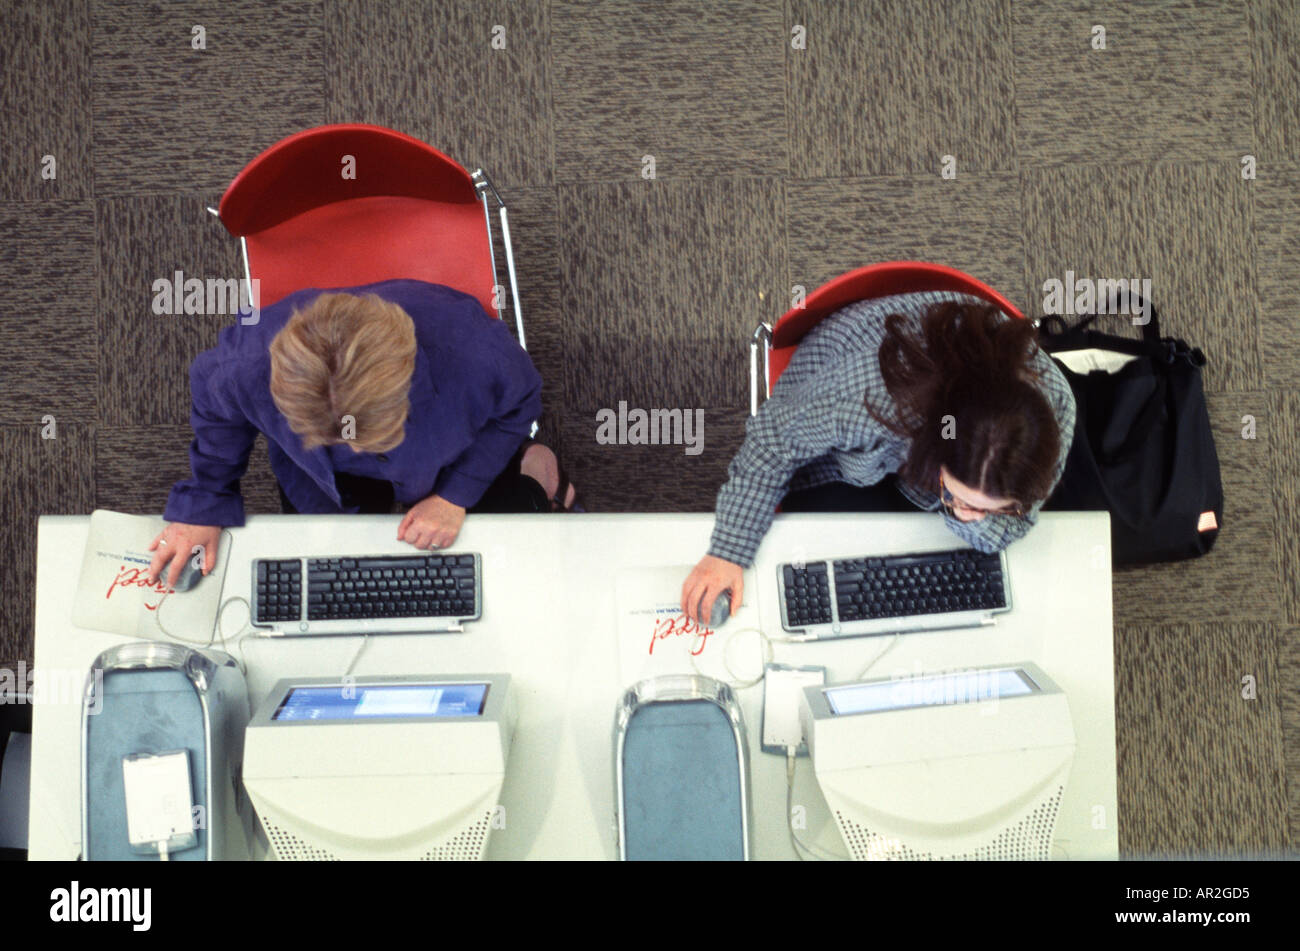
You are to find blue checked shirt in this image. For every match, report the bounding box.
[708,291,1076,567]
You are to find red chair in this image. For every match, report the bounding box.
[750,262,1026,415]
[209,123,526,348]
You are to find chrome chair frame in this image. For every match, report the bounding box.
[750,322,773,416]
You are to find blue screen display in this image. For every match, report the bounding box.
[273,683,489,721]
[825,669,1035,715]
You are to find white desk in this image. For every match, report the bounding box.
[30,511,1117,860]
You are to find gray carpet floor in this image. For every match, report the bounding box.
[1,0,1297,859]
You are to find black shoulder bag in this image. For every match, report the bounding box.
[1037,299,1223,565]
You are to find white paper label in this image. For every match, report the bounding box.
[122,751,194,847]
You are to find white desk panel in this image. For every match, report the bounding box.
[31,510,1116,860]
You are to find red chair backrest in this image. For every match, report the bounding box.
[219,124,477,237]
[769,262,1025,387]
[216,125,497,314]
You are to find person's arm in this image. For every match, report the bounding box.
[431,323,543,509]
[163,347,259,527]
[708,314,879,567]
[708,394,869,567]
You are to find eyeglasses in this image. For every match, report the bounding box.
[938,472,1025,519]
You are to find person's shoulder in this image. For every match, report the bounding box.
[272,279,491,329]
[818,290,990,342]
[793,290,988,376]
[205,279,486,386]
[206,285,330,374]
[393,287,531,388]
[327,280,504,364]
[1030,343,1076,418]
[366,280,493,333]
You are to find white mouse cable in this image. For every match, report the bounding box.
[688,625,773,690]
[214,595,259,675]
[156,587,260,675]
[212,528,258,670]
[154,530,259,673]
[344,635,371,677]
[685,597,812,690]
[153,588,215,649]
[153,530,235,647]
[855,632,902,680]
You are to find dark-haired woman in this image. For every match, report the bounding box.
[681,292,1076,624]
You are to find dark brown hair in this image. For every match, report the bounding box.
[866,301,1060,508]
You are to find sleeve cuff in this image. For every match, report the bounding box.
[433,468,492,509]
[164,485,246,528]
[707,525,760,569]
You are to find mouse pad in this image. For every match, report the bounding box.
[71,510,228,644]
[614,565,759,689]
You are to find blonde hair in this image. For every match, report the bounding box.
[269,293,417,453]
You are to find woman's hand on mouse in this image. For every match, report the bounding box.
[398,493,466,550]
[148,523,222,588]
[682,554,744,625]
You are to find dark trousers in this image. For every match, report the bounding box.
[277,444,549,515]
[780,474,919,513]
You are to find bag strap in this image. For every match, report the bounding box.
[1037,287,1161,345]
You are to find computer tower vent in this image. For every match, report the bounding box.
[420,810,494,861]
[834,785,1064,860]
[261,817,339,861]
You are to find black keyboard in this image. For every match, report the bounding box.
[778,547,1008,635]
[253,554,481,629]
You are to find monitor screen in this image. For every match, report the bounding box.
[273,683,489,721]
[825,668,1035,716]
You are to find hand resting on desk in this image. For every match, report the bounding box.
[398,493,466,550]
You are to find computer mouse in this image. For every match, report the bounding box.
[701,590,732,628]
[169,560,205,593]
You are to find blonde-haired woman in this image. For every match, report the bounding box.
[149,279,576,587]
